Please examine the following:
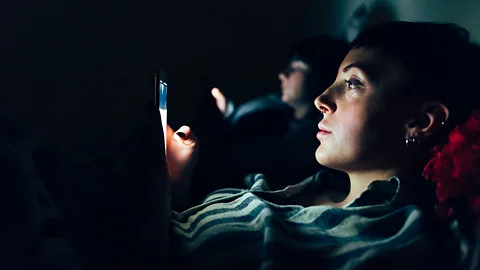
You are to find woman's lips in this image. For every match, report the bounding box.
[317,123,332,140]
[317,129,332,140]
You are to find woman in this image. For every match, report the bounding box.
[164,21,480,269]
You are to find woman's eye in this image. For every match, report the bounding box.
[345,79,362,90]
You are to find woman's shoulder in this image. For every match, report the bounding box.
[170,180,450,269]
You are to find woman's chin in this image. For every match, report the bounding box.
[315,147,328,165]
[315,146,339,168]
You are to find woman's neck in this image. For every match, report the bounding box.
[340,168,402,206]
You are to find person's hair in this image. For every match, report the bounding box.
[285,35,349,97]
[352,21,480,266]
[351,21,479,129]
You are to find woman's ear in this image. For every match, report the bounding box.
[405,102,449,139]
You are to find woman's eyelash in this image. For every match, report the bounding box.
[345,79,362,89]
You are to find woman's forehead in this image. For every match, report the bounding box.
[342,48,386,69]
[340,48,403,85]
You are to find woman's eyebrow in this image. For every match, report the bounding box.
[343,62,368,74]
[343,62,381,82]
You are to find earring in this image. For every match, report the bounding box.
[405,136,420,146]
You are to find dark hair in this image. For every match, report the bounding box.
[286,35,349,97]
[351,21,479,127]
[353,22,480,265]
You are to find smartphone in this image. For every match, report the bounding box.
[155,70,168,154]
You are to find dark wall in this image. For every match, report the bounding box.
[1,0,329,156]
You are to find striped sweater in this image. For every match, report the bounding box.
[171,171,458,269]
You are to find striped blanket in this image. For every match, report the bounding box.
[171,172,459,269]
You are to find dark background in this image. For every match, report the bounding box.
[0,0,335,158]
[2,2,480,269]
[2,0,479,158]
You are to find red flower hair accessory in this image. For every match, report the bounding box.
[423,110,480,218]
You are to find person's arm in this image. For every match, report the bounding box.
[210,91,291,142]
[224,99,236,120]
[211,89,283,130]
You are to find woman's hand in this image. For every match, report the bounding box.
[165,125,199,184]
[144,101,199,210]
[166,125,199,210]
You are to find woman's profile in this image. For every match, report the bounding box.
[162,21,480,269]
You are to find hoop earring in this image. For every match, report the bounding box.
[405,121,445,147]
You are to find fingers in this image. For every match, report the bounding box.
[166,125,198,147]
[211,88,227,114]
[211,87,224,100]
[173,126,198,146]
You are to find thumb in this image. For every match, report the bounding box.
[173,126,198,146]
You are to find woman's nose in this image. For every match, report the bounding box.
[314,96,324,111]
[314,92,335,114]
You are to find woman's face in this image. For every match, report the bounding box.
[314,48,412,172]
